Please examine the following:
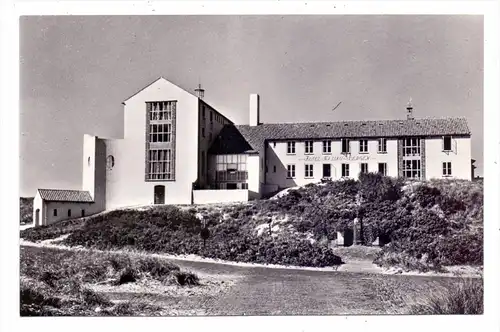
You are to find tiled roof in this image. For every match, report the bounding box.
[38,189,94,203]
[209,117,470,155]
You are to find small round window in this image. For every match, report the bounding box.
[106,155,115,170]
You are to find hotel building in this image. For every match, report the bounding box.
[33,77,472,226]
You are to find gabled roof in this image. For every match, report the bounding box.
[209,117,471,155]
[37,189,94,203]
[123,76,200,104]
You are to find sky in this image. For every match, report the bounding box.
[19,15,484,197]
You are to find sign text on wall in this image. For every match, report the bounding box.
[299,155,372,162]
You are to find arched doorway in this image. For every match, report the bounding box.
[154,185,165,204]
[35,209,40,227]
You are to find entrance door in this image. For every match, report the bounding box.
[154,185,165,204]
[323,164,331,178]
[35,209,40,227]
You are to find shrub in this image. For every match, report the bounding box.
[20,197,34,224]
[408,278,483,314]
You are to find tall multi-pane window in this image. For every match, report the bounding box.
[359,140,368,153]
[341,164,350,177]
[149,123,172,143]
[148,149,173,180]
[305,164,314,178]
[403,160,421,179]
[323,140,332,154]
[149,101,174,121]
[287,164,296,178]
[287,142,296,154]
[402,138,421,156]
[442,162,452,176]
[305,141,314,154]
[378,163,387,176]
[378,138,387,153]
[360,163,368,174]
[341,139,350,154]
[147,101,176,181]
[201,151,205,176]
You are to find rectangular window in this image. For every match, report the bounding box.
[378,138,387,153]
[442,162,452,176]
[360,163,368,174]
[305,164,314,178]
[378,163,387,176]
[322,140,332,154]
[341,164,350,177]
[273,142,276,148]
[215,154,248,183]
[201,151,205,176]
[67,209,71,217]
[323,164,331,178]
[147,149,173,180]
[202,107,206,119]
[273,165,276,173]
[403,159,422,179]
[201,127,205,138]
[210,111,213,123]
[242,183,249,189]
[81,209,85,217]
[209,132,212,141]
[149,123,172,143]
[287,164,296,178]
[359,140,368,153]
[287,142,296,154]
[402,138,421,157]
[443,136,452,151]
[53,209,57,217]
[305,141,314,154]
[149,101,175,121]
[341,139,350,154]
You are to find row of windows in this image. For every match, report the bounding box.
[284,138,388,155]
[285,163,389,179]
[201,127,213,141]
[281,136,454,156]
[53,209,85,217]
[202,106,226,124]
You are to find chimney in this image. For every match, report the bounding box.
[249,94,260,126]
[406,98,414,120]
[195,84,205,99]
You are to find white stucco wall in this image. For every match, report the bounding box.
[265,138,398,188]
[247,154,261,198]
[193,189,249,204]
[104,78,200,210]
[425,136,472,180]
[32,192,44,227]
[43,201,94,226]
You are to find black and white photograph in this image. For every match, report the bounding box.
[0,1,499,331]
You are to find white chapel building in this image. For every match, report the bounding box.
[33,77,473,226]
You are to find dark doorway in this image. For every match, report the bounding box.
[35,209,40,227]
[343,229,354,247]
[81,209,85,217]
[226,183,238,190]
[154,185,165,204]
[323,164,331,178]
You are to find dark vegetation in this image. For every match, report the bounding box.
[20,174,482,271]
[20,197,34,224]
[20,246,198,316]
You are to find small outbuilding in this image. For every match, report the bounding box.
[33,189,94,227]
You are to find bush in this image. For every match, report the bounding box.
[408,278,483,314]
[20,197,34,224]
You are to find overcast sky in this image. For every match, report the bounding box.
[19,15,483,196]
